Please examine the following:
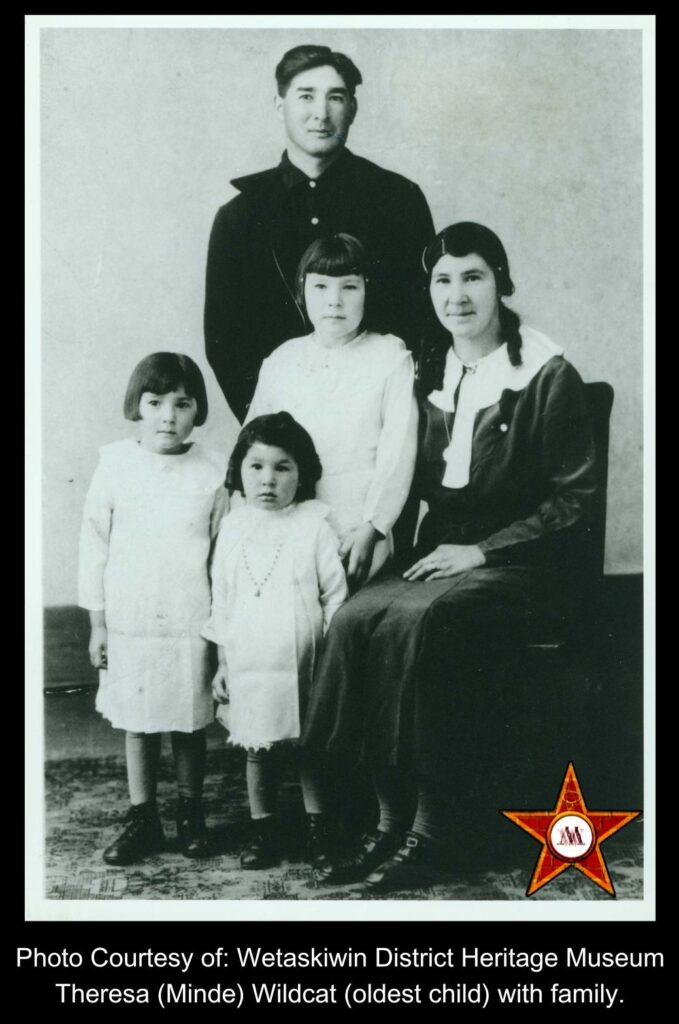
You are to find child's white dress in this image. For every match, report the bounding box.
[246,331,418,575]
[202,502,348,751]
[78,438,228,734]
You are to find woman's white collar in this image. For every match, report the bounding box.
[427,326,563,489]
[428,326,564,413]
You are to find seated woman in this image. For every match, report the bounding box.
[301,222,599,892]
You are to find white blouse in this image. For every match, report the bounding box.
[246,330,418,543]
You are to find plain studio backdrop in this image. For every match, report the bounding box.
[40,27,643,606]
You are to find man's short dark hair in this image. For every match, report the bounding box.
[275,44,362,98]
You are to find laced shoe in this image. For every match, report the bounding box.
[102,802,165,866]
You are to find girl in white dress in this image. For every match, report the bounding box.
[79,353,228,865]
[203,412,347,869]
[246,233,418,589]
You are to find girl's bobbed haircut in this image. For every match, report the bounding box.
[418,222,523,398]
[123,352,208,426]
[227,412,323,503]
[295,233,374,331]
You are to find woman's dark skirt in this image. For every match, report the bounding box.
[301,565,565,780]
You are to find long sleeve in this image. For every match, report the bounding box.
[204,198,258,423]
[201,523,232,646]
[78,460,114,612]
[476,360,598,566]
[209,485,230,542]
[315,520,349,634]
[388,184,435,352]
[362,348,419,537]
[369,181,435,351]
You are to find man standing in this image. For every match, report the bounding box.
[204,43,435,422]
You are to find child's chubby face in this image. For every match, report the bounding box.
[241,442,300,511]
[304,272,365,344]
[138,386,198,454]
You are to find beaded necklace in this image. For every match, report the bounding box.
[240,542,283,597]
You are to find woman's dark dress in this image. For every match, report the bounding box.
[301,353,598,780]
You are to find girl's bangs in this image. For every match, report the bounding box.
[141,368,191,397]
[306,251,364,278]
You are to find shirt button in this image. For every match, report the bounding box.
[308,180,316,189]
[311,216,319,225]
[499,423,508,432]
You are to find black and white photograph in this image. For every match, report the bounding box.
[26,14,653,921]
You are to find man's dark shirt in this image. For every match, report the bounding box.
[204,148,435,421]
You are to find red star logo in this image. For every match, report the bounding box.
[501,762,640,896]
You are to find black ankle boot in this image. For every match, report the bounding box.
[176,797,209,859]
[240,817,279,870]
[306,813,334,866]
[102,802,165,866]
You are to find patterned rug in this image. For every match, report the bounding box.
[44,748,643,903]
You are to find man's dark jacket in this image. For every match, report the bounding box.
[204,148,435,421]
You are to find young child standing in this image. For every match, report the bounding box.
[202,412,348,869]
[78,352,228,865]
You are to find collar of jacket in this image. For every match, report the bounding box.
[231,147,354,197]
